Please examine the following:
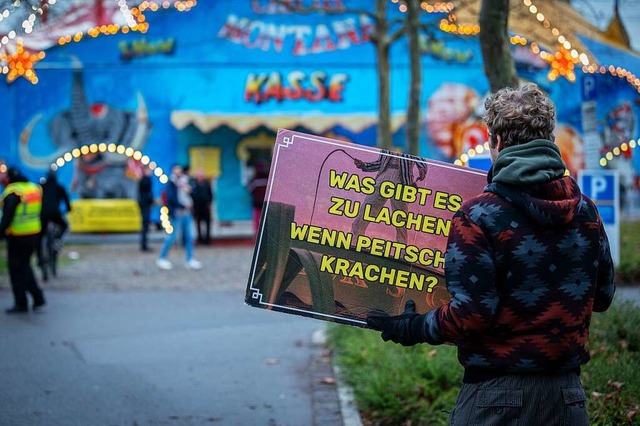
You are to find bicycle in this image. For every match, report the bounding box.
[39,221,62,282]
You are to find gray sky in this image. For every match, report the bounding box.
[571,0,640,51]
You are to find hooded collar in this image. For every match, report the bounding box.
[485,140,583,227]
[491,139,566,186]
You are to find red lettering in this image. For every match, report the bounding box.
[283,71,304,100]
[306,71,327,101]
[262,72,283,102]
[360,15,375,42]
[244,71,347,104]
[310,24,335,53]
[327,74,347,102]
[244,73,267,103]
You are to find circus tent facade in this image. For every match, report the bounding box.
[0,0,638,228]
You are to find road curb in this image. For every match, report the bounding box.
[333,363,364,426]
[312,328,363,426]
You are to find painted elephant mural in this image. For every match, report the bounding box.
[19,66,151,199]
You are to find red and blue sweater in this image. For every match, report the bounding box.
[423,140,615,382]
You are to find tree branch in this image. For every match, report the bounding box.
[388,24,407,44]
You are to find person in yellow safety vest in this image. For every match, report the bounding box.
[0,166,46,314]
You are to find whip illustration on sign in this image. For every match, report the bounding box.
[245,129,487,328]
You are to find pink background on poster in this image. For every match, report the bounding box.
[265,129,488,275]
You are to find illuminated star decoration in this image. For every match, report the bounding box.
[540,46,580,82]
[0,38,46,84]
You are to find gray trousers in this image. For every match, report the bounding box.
[450,373,589,426]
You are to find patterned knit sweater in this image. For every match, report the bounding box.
[423,140,615,382]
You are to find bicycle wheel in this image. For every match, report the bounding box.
[48,241,58,278]
[39,233,49,282]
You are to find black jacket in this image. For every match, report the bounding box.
[41,179,71,218]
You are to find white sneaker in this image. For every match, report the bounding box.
[156,258,173,270]
[185,259,202,270]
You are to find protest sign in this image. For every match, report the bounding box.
[245,129,487,328]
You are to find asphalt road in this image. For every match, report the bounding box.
[0,240,345,426]
[0,237,637,426]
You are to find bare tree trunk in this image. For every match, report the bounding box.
[374,0,392,150]
[405,0,421,156]
[376,41,392,150]
[479,0,518,92]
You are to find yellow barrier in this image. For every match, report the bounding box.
[68,199,141,233]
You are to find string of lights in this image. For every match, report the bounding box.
[453,125,639,173]
[0,0,197,83]
[50,143,167,186]
[453,142,490,166]
[0,37,44,83]
[57,1,198,46]
[0,0,56,48]
[582,64,640,94]
[48,143,173,234]
[599,139,638,167]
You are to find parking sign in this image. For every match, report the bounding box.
[578,170,620,266]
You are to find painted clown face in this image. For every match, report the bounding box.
[425,83,480,159]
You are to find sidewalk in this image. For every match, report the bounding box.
[3,234,636,425]
[0,239,356,426]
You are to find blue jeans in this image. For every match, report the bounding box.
[159,212,195,261]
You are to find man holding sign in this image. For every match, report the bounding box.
[368,84,615,425]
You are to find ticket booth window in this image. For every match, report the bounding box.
[189,147,221,178]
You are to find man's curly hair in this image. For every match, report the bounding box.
[483,84,556,149]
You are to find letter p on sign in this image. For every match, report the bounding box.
[590,176,608,201]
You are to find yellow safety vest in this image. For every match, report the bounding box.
[1,181,42,236]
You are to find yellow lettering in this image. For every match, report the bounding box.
[364,264,379,281]
[329,170,376,195]
[290,222,352,248]
[329,169,348,188]
[361,177,376,194]
[355,235,371,252]
[334,258,350,275]
[433,191,449,210]
[433,191,462,212]
[326,255,431,291]
[307,225,321,243]
[290,221,308,240]
[377,181,432,205]
[320,255,335,272]
[328,197,344,216]
[449,194,462,212]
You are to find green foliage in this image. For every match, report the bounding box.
[327,325,462,426]
[328,301,640,425]
[584,301,640,425]
[618,220,640,284]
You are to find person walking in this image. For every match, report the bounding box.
[0,167,47,314]
[137,167,154,252]
[39,169,72,241]
[367,84,615,425]
[155,164,202,270]
[190,168,213,245]
[38,169,72,280]
[247,161,269,234]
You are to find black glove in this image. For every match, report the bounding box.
[366,300,426,346]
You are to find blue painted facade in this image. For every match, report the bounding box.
[0,1,638,224]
